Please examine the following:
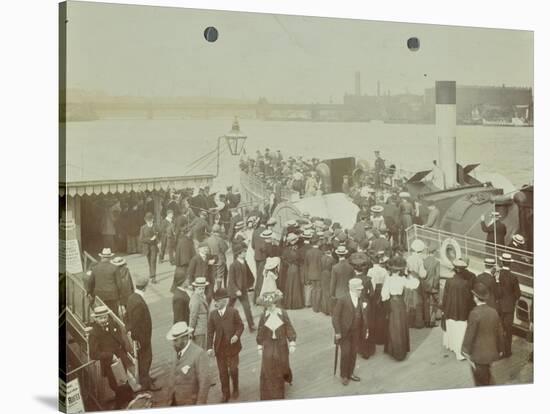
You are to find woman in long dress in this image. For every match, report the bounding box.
[319,245,336,315]
[366,253,389,346]
[256,290,297,400]
[282,233,304,309]
[381,256,419,361]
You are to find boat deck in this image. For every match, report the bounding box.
[104,253,533,409]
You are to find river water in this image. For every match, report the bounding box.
[66,119,533,190]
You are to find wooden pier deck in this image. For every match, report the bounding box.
[118,253,533,408]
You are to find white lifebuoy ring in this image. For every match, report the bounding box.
[440,238,462,268]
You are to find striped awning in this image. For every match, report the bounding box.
[59,174,214,197]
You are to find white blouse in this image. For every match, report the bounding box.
[367,264,389,285]
[381,274,420,301]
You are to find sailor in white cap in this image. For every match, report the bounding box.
[480,211,507,253]
[440,258,473,361]
[332,278,369,385]
[163,321,211,406]
[497,253,521,357]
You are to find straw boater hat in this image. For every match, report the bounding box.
[335,245,349,256]
[411,239,426,252]
[512,234,525,245]
[484,257,497,266]
[234,221,245,230]
[399,192,411,199]
[264,256,281,271]
[452,258,468,269]
[92,305,110,318]
[500,253,513,263]
[286,233,299,245]
[302,229,313,239]
[371,205,383,214]
[166,321,194,341]
[472,282,490,301]
[490,211,501,219]
[110,257,126,266]
[261,229,273,239]
[285,220,298,228]
[192,277,209,287]
[99,248,115,258]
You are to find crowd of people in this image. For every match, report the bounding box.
[83,149,531,409]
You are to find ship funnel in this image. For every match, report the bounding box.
[436,81,457,189]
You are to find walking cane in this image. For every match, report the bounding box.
[333,341,339,376]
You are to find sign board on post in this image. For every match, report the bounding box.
[59,378,85,414]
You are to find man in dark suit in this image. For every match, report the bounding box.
[87,248,122,314]
[480,212,507,253]
[227,243,256,331]
[126,274,160,391]
[172,279,193,324]
[139,212,160,284]
[88,306,134,408]
[475,257,499,311]
[187,243,214,301]
[332,278,369,385]
[207,288,244,402]
[462,282,504,386]
[497,253,521,357]
[330,246,354,302]
[225,186,241,209]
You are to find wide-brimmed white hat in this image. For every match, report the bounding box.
[99,248,115,258]
[110,257,126,266]
[166,322,194,341]
[335,245,348,256]
[264,257,281,271]
[411,239,426,252]
[512,234,525,245]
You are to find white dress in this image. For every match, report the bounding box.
[260,270,279,297]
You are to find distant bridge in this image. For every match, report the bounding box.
[85,101,355,121]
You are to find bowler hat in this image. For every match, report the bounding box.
[233,242,248,256]
[472,282,490,301]
[213,288,229,300]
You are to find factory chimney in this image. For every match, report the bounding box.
[436,81,457,189]
[354,71,361,96]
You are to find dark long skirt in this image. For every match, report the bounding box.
[310,281,322,312]
[260,339,292,400]
[283,264,304,309]
[373,285,388,345]
[384,296,410,361]
[320,270,332,315]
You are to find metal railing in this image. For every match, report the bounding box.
[405,224,533,289]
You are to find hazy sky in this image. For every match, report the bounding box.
[65,1,534,102]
